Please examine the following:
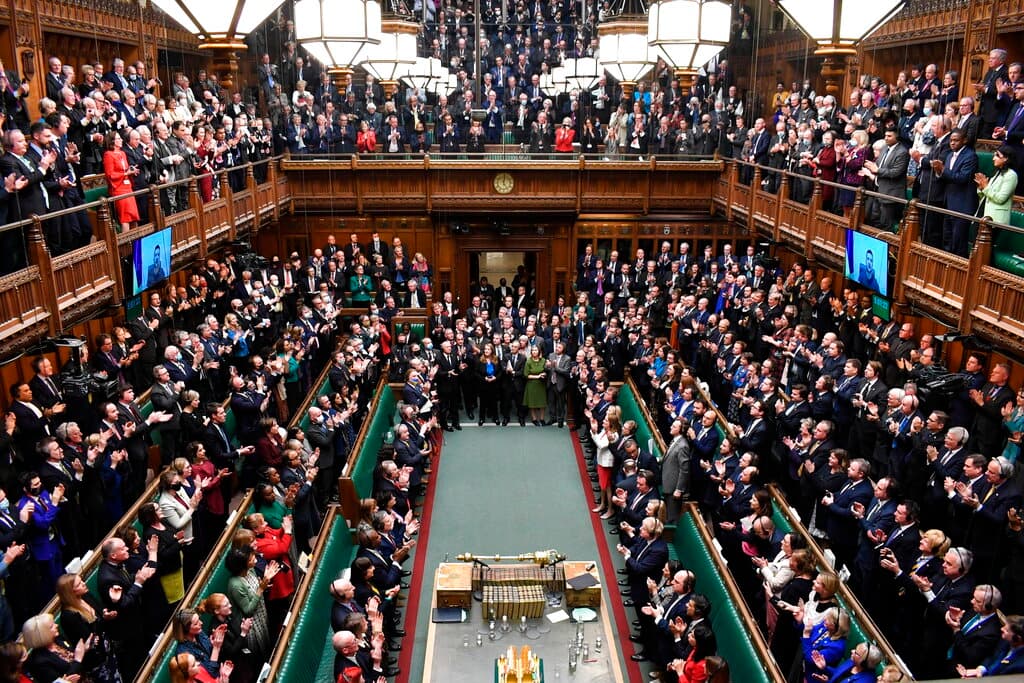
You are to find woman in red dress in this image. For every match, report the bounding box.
[103,130,140,232]
[813,130,838,211]
[555,116,576,153]
[193,125,216,203]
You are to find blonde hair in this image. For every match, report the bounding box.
[850,130,869,147]
[816,572,840,597]
[21,614,56,649]
[56,574,95,622]
[172,457,190,475]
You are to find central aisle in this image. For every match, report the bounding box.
[400,424,631,682]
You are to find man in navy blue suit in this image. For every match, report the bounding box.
[957,614,1024,677]
[935,130,978,257]
[617,517,669,663]
[821,457,875,572]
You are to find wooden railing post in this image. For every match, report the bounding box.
[725,160,736,221]
[892,200,920,315]
[774,172,788,245]
[268,158,280,220]
[850,187,864,230]
[960,219,993,335]
[150,185,165,231]
[28,218,60,336]
[749,166,761,234]
[189,178,207,259]
[246,163,258,235]
[806,179,822,262]
[220,172,237,241]
[98,199,124,301]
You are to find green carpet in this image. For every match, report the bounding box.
[405,423,628,682]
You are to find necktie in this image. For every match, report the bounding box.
[867,500,883,519]
[46,377,60,399]
[982,485,997,503]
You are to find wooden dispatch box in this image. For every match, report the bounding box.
[563,560,602,609]
[435,562,473,609]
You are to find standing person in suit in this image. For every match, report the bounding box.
[820,458,875,572]
[16,472,64,607]
[97,536,158,680]
[660,419,692,524]
[306,406,339,507]
[944,584,1004,677]
[914,116,952,247]
[935,129,978,257]
[616,516,670,663]
[500,339,527,426]
[975,49,1009,139]
[150,366,183,463]
[8,381,59,466]
[957,456,1021,582]
[955,97,981,148]
[435,340,462,431]
[956,614,1024,677]
[916,547,978,678]
[969,362,1015,458]
[544,341,572,428]
[863,127,910,230]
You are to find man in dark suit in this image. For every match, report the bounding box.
[916,546,977,677]
[149,365,182,463]
[616,517,670,663]
[975,49,1009,138]
[366,231,389,263]
[821,458,875,572]
[915,116,952,247]
[435,340,462,431]
[850,477,898,595]
[306,405,339,506]
[8,383,57,467]
[962,615,1024,676]
[945,584,1004,677]
[937,129,978,257]
[969,363,1015,458]
[228,374,268,446]
[97,536,157,680]
[954,97,981,148]
[864,127,910,229]
[379,115,407,154]
[960,456,1021,582]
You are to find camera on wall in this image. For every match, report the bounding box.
[663,225,671,236]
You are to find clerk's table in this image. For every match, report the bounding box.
[425,562,626,682]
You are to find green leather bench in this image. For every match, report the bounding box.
[349,383,397,499]
[674,509,779,683]
[991,209,1024,276]
[617,382,663,459]
[272,513,357,682]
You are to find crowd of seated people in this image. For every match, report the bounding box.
[0,232,435,680]
[741,49,1023,257]
[560,238,1024,679]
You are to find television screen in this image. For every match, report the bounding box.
[130,228,172,296]
[845,229,889,297]
[872,294,891,321]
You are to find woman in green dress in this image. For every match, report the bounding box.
[523,345,548,425]
[1001,391,1024,463]
[225,546,279,659]
[349,264,372,304]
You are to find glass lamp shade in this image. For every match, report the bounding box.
[563,57,601,92]
[361,20,418,82]
[295,0,382,69]
[401,56,445,91]
[599,26,655,83]
[776,0,906,49]
[152,0,286,45]
[430,72,459,96]
[551,66,568,95]
[648,0,730,70]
